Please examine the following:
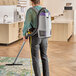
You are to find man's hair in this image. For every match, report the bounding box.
[31,0,40,5]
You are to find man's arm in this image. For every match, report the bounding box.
[23,9,32,36]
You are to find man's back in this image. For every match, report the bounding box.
[29,6,42,28]
[23,6,42,36]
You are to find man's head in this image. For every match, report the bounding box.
[31,0,40,6]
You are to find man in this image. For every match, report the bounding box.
[23,0,49,76]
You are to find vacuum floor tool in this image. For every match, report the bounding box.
[5,41,25,66]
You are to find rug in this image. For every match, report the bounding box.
[0,57,42,76]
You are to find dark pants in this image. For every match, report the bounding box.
[31,34,49,76]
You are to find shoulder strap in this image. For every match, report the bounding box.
[29,7,46,14]
[29,7,39,14]
[38,7,46,14]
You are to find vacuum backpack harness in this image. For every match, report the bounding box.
[38,8,51,38]
[31,7,52,38]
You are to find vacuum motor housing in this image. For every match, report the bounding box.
[38,9,51,38]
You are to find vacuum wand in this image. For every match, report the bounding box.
[5,32,32,66]
[6,41,25,66]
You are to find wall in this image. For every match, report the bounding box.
[45,0,65,16]
[44,0,76,34]
[45,0,75,16]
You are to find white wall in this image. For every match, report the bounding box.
[45,0,75,16]
[45,0,76,34]
[45,0,65,16]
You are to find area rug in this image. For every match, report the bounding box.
[0,57,42,76]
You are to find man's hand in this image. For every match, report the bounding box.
[23,36,28,42]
